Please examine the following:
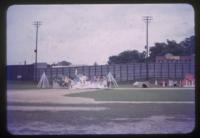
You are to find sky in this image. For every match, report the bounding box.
[7,4,194,65]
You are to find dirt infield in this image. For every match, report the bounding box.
[7,89,97,104]
[7,88,195,103]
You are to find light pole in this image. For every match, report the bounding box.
[33,21,42,82]
[143,16,152,81]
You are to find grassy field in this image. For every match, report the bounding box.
[6,81,148,89]
[67,88,195,102]
[7,81,37,89]
[7,87,195,134]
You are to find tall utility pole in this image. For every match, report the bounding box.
[143,16,152,81]
[33,21,42,82]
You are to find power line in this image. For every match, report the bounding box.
[143,16,152,81]
[33,21,42,82]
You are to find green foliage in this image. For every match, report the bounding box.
[108,35,194,64]
[108,50,145,64]
[56,61,71,66]
[149,36,195,62]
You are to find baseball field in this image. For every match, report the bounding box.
[7,87,195,135]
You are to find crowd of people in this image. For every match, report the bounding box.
[54,74,115,89]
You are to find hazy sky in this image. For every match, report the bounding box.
[7,4,194,65]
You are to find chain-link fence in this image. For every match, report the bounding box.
[34,62,194,84]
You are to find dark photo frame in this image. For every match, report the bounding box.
[0,0,199,138]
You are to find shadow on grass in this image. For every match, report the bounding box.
[7,81,39,89]
[66,89,195,102]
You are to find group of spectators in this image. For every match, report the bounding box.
[55,74,113,89]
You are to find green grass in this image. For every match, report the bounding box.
[67,88,195,101]
[117,83,134,88]
[6,81,134,90]
[7,81,38,89]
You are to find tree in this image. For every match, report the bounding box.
[149,42,167,61]
[94,62,98,66]
[108,50,145,64]
[149,35,195,62]
[165,39,183,55]
[179,36,195,55]
[107,36,194,64]
[108,56,119,64]
[56,61,71,66]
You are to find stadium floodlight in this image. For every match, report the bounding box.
[33,21,42,82]
[143,16,152,81]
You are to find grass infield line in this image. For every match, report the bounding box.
[7,106,108,111]
[94,101,195,104]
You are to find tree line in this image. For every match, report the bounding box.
[51,35,194,66]
[108,35,194,65]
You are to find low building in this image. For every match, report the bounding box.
[156,53,194,63]
[34,62,49,68]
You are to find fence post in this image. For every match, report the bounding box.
[69,67,71,78]
[107,65,109,73]
[82,66,84,75]
[160,63,163,80]
[62,67,64,75]
[174,62,176,79]
[139,63,142,81]
[181,63,184,79]
[94,65,96,76]
[167,62,169,80]
[154,63,156,81]
[56,68,58,78]
[89,66,91,79]
[68,67,70,78]
[113,65,116,78]
[120,65,122,82]
[50,67,52,85]
[126,64,128,81]
[189,62,191,74]
[37,68,40,82]
[35,67,38,82]
[133,63,135,81]
[101,65,103,77]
